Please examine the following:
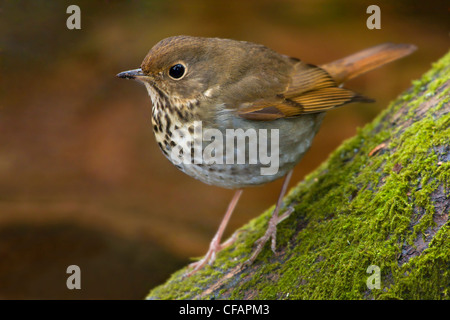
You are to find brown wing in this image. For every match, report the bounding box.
[238,62,370,121]
[238,42,417,121]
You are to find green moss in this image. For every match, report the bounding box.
[147,51,450,300]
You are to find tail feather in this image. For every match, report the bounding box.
[320,43,417,85]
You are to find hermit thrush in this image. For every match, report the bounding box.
[118,36,415,275]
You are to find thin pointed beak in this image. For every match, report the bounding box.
[116,68,146,80]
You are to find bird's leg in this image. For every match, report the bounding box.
[186,189,243,276]
[246,170,294,265]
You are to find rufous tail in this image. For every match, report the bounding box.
[320,43,417,85]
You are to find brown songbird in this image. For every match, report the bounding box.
[117,36,416,275]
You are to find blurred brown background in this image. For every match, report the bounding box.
[0,0,448,299]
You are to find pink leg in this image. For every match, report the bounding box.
[246,170,294,264]
[186,189,243,276]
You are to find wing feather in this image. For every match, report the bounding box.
[238,62,372,120]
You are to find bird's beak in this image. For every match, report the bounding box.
[116,68,147,81]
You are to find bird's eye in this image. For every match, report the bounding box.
[168,63,186,80]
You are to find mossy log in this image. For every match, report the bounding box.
[147,52,450,300]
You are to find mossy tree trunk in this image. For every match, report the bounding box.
[147,52,450,300]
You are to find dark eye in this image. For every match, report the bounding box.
[168,63,186,79]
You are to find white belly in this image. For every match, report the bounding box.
[162,113,325,189]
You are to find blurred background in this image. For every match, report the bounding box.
[0,0,448,299]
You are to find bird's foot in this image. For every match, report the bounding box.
[185,231,238,277]
[245,206,294,266]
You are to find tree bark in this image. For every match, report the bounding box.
[147,52,450,300]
